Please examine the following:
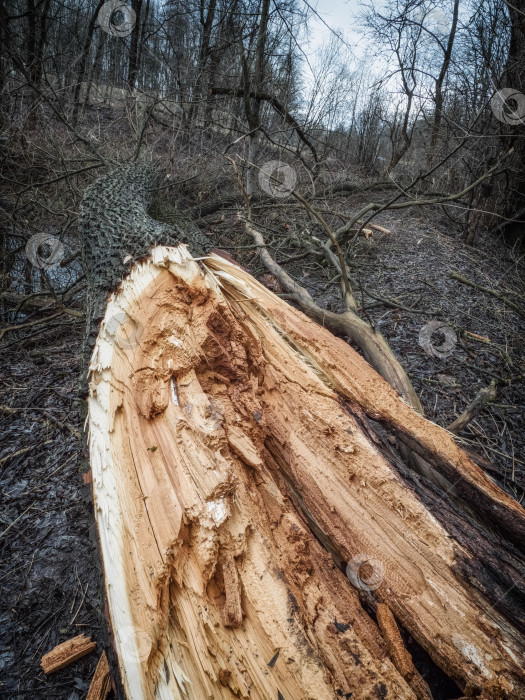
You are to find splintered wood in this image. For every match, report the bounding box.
[87,651,111,700]
[41,634,96,674]
[88,245,525,699]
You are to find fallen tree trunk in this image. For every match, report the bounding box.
[88,245,525,700]
[79,162,211,374]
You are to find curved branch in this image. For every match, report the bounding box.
[211,86,319,163]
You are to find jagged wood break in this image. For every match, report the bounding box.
[88,245,525,700]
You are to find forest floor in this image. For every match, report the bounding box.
[1,182,524,699]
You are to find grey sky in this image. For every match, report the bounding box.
[307,0,365,55]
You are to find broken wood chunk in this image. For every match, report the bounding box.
[86,651,111,700]
[376,604,432,700]
[369,223,391,235]
[87,245,525,699]
[226,424,263,469]
[376,603,414,679]
[40,634,96,674]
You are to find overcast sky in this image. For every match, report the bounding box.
[307,0,366,55]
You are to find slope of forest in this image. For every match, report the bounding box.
[1,0,524,698]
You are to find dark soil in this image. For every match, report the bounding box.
[0,326,105,699]
[354,205,525,500]
[1,196,523,699]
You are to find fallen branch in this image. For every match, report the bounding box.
[447,381,497,434]
[367,222,391,235]
[0,292,83,317]
[450,271,525,318]
[0,311,65,343]
[0,440,53,468]
[0,405,81,439]
[335,149,512,242]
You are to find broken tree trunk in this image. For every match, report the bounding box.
[79,162,211,375]
[88,245,525,700]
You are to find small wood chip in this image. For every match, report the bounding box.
[41,634,96,674]
[86,651,111,700]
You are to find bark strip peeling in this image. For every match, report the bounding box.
[88,245,525,700]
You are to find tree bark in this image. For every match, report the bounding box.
[127,0,144,92]
[188,0,217,126]
[244,0,270,195]
[79,163,211,374]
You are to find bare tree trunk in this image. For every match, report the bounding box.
[136,0,150,90]
[189,0,217,126]
[387,96,414,173]
[244,0,270,196]
[426,0,460,169]
[25,0,51,125]
[72,0,106,125]
[127,0,144,92]
[82,29,106,113]
[498,0,525,242]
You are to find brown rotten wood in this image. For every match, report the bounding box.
[376,604,432,700]
[88,245,525,700]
